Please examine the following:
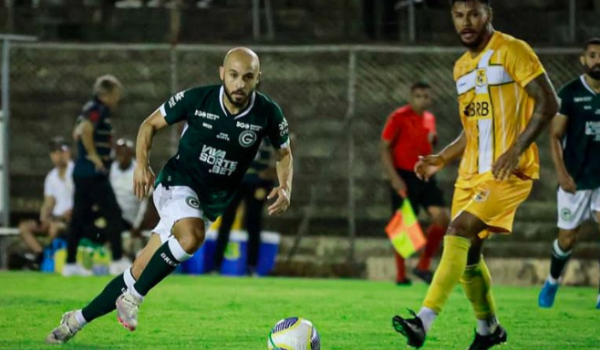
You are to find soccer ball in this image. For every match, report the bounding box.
[267,317,320,350]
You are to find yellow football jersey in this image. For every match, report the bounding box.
[454,31,545,182]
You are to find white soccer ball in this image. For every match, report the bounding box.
[267,317,321,350]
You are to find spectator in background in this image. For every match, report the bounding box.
[18,137,74,270]
[64,75,127,277]
[213,138,277,276]
[380,82,450,285]
[109,138,150,268]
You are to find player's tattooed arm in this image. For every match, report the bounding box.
[492,73,559,180]
[134,109,169,200]
[549,114,576,193]
[268,147,293,216]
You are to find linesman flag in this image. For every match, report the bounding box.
[385,199,427,258]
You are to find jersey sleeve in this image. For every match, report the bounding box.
[159,90,191,125]
[381,113,400,143]
[43,173,54,198]
[423,113,437,135]
[79,104,103,126]
[267,103,290,150]
[504,39,546,88]
[557,86,571,116]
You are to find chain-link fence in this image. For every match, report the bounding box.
[4,43,583,243]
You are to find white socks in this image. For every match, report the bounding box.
[124,268,136,289]
[74,310,88,327]
[129,285,145,300]
[477,316,499,336]
[417,307,437,332]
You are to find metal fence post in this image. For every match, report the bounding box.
[0,34,36,228]
[253,0,261,41]
[170,45,179,154]
[1,40,10,228]
[346,49,357,262]
[569,0,576,44]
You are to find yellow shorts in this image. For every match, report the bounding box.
[452,172,533,238]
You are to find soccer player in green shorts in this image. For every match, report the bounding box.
[538,38,600,309]
[46,47,293,344]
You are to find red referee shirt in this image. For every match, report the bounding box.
[381,105,437,171]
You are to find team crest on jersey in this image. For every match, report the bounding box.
[474,190,489,203]
[185,196,200,209]
[476,68,487,87]
[239,130,257,148]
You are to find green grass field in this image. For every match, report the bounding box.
[0,272,598,350]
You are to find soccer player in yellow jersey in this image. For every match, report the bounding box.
[392,1,559,349]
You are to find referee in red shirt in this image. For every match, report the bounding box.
[380,82,450,285]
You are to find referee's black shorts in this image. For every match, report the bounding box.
[390,168,446,215]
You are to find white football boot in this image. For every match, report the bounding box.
[46,311,84,344]
[62,263,93,277]
[116,291,143,331]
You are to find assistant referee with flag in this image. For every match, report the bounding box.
[380,82,450,285]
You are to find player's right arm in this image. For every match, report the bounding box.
[135,90,191,199]
[415,131,466,182]
[79,120,105,172]
[550,114,576,193]
[134,109,169,200]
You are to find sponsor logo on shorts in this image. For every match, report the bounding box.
[560,208,572,221]
[474,190,489,203]
[239,130,257,148]
[185,196,200,209]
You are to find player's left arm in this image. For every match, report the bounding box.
[266,104,293,216]
[492,40,560,180]
[268,146,293,216]
[492,73,559,180]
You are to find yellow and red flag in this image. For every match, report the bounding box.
[385,199,427,258]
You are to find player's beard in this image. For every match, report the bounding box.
[223,85,251,108]
[585,63,600,80]
[459,29,486,49]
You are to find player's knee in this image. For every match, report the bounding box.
[174,221,206,254]
[446,223,471,239]
[558,230,577,251]
[18,220,33,234]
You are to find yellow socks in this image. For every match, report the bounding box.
[422,235,471,314]
[460,258,497,320]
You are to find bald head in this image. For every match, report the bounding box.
[223,47,260,71]
[220,47,261,109]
